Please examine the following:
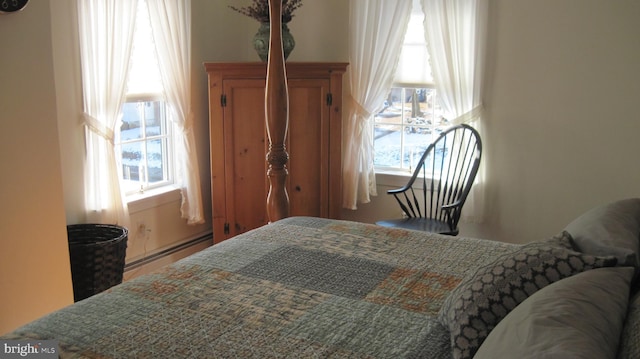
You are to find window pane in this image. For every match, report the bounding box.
[144,101,164,137]
[122,141,143,182]
[404,133,431,170]
[433,141,449,173]
[374,125,402,168]
[374,88,404,168]
[121,102,142,140]
[146,138,166,184]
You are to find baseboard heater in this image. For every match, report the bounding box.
[124,232,213,271]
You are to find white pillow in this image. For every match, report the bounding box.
[565,198,640,267]
[474,267,634,359]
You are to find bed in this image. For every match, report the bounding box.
[2,217,511,358]
[4,1,640,358]
[4,199,640,358]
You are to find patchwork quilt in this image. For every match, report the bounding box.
[3,217,516,358]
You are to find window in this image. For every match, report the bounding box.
[116,0,174,195]
[373,0,446,173]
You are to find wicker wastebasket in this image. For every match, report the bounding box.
[67,224,128,302]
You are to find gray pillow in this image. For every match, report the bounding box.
[438,231,618,359]
[474,266,634,359]
[617,287,640,359]
[565,198,640,268]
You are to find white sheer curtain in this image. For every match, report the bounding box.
[147,0,204,225]
[421,0,489,222]
[77,0,137,226]
[343,0,413,210]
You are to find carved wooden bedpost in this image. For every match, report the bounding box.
[265,0,290,222]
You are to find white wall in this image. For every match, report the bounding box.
[0,1,74,334]
[484,0,640,243]
[343,0,640,244]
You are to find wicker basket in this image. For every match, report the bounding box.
[67,224,128,302]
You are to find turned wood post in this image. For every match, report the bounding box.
[265,0,290,222]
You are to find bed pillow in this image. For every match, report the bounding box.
[474,266,634,359]
[617,287,640,359]
[438,231,618,359]
[564,198,640,268]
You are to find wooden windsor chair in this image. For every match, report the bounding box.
[376,124,482,235]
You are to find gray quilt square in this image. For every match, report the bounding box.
[238,246,396,299]
[283,296,442,358]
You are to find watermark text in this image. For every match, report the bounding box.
[1,340,58,358]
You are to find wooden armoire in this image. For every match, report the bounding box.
[204,62,348,243]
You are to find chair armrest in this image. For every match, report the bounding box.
[441,200,464,231]
[441,200,463,212]
[387,186,411,195]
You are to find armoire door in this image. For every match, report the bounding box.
[287,78,331,218]
[222,79,268,237]
[221,78,332,236]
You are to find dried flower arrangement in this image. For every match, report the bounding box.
[228,0,303,24]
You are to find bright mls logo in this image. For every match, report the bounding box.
[1,340,58,358]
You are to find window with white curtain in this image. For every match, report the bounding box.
[116,0,174,196]
[373,0,446,173]
[78,0,202,225]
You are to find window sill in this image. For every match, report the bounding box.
[376,169,433,190]
[127,186,182,214]
[376,170,412,188]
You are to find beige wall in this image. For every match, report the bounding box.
[0,1,74,334]
[343,0,640,244]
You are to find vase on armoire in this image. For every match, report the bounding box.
[253,22,295,62]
